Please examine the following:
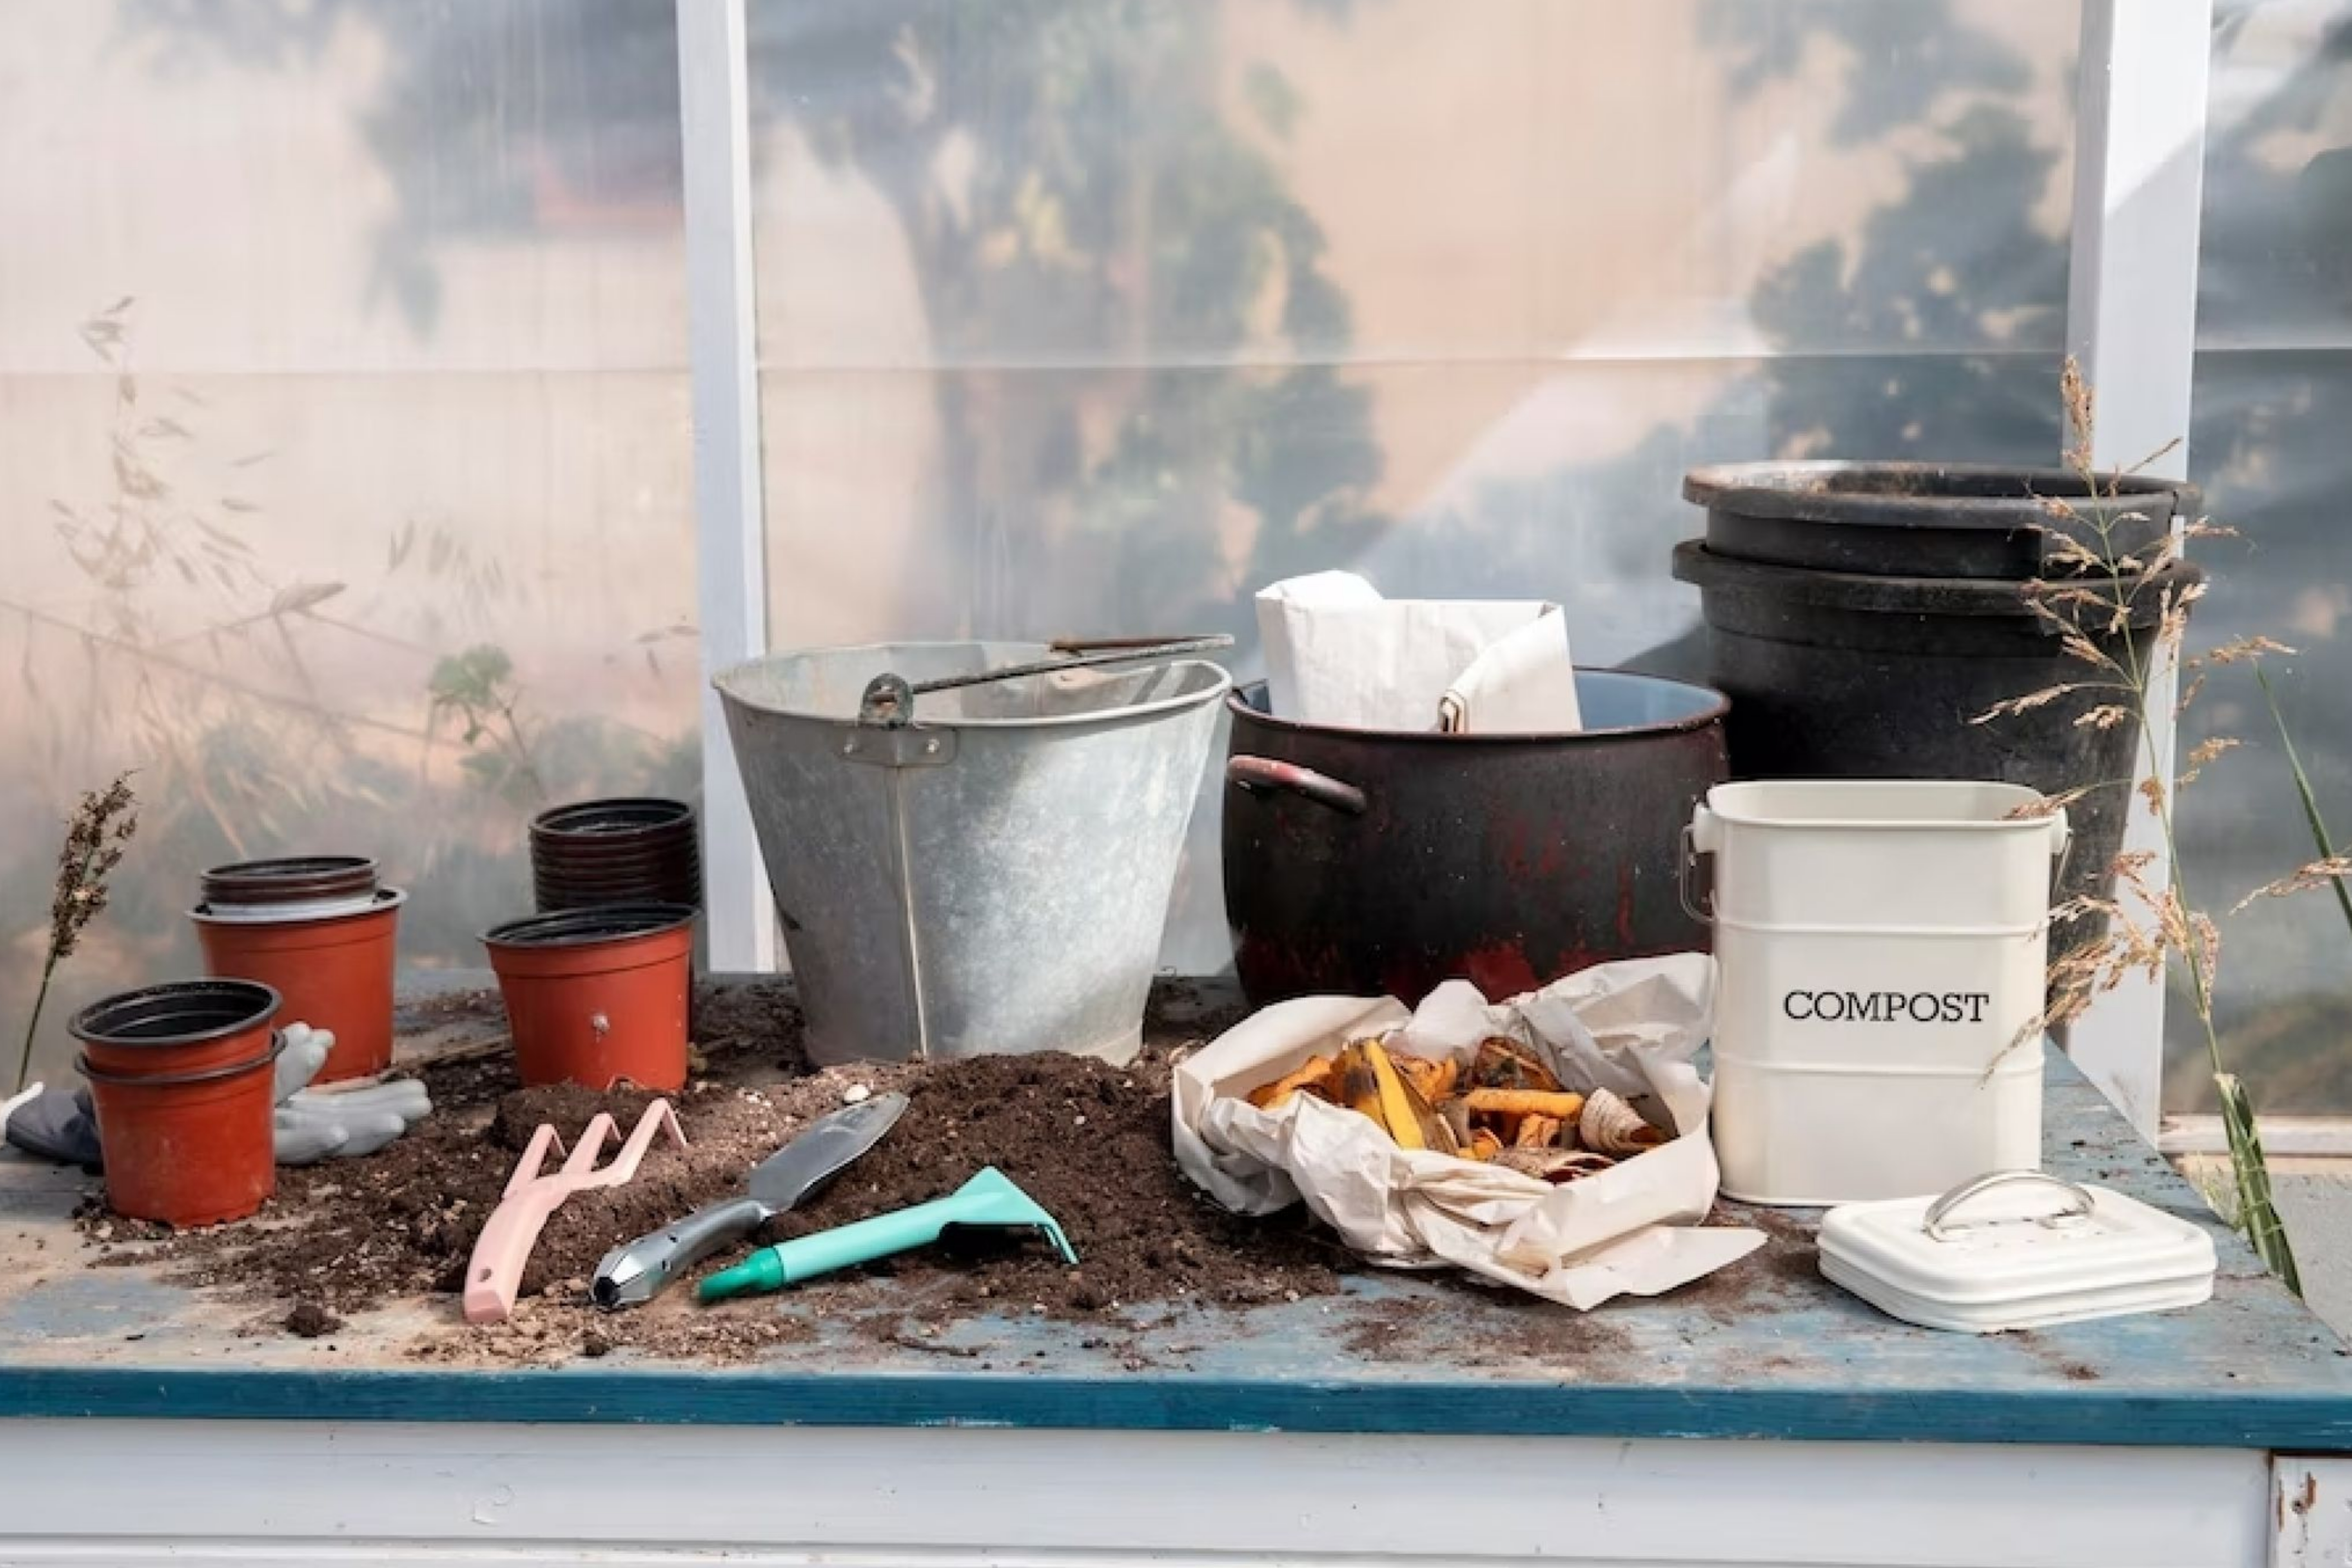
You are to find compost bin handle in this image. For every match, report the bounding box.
[1922,1169,2094,1241]
[1226,755,1368,816]
[1678,808,1718,926]
[2036,805,2073,905]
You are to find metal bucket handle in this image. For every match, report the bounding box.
[857,635,1233,729]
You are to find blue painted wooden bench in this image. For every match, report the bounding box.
[0,999,2343,1566]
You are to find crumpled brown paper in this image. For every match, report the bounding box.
[1172,955,1765,1309]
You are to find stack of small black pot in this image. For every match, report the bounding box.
[1670,461,2202,923]
[529,798,702,914]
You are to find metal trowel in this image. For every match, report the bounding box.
[591,1092,908,1308]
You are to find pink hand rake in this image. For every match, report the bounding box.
[464,1099,688,1325]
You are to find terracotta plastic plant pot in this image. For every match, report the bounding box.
[191,889,405,1083]
[482,903,697,1091]
[71,979,283,1228]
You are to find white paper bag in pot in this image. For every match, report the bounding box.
[1255,570,1581,732]
[1172,955,1764,1309]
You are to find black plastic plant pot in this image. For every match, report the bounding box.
[69,978,283,1051]
[534,856,700,875]
[1684,461,2197,581]
[1671,540,2202,936]
[199,855,379,908]
[528,798,695,842]
[529,799,701,915]
[484,903,701,949]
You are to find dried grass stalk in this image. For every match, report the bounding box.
[2016,357,2301,1292]
[15,773,137,1094]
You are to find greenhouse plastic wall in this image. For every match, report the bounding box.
[2,2,2346,1113]
[0,1,701,1083]
[2174,2,2352,1113]
[743,0,2083,973]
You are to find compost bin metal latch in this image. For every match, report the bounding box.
[845,673,957,768]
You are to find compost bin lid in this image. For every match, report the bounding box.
[1817,1170,2216,1333]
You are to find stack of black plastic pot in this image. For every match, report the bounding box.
[1670,462,2202,920]
[529,797,702,913]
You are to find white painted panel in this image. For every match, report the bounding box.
[0,1421,2270,1568]
[2061,0,2214,1132]
[677,0,778,972]
[2274,1457,2352,1568]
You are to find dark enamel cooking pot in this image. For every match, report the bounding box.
[1223,669,1728,1006]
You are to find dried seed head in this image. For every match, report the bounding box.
[46,771,137,964]
[2235,855,2352,912]
[2187,737,2240,768]
[2061,356,2095,473]
[2208,635,2296,666]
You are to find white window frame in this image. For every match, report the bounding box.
[679,0,2216,1129]
[2062,0,2214,1136]
[677,0,776,974]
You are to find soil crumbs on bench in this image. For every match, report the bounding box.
[82,980,1348,1364]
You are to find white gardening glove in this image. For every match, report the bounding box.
[271,1024,432,1165]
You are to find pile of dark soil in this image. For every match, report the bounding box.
[86,980,1346,1360]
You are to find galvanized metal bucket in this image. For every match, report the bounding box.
[715,642,1231,1067]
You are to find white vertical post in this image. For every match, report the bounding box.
[2063,0,2214,1136]
[677,0,778,972]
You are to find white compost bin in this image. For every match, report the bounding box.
[1687,780,2068,1206]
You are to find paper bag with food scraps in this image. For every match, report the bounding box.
[1172,955,1764,1309]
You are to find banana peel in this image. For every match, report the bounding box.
[1334,1043,1385,1127]
[1390,1051,1457,1105]
[1363,1040,1458,1155]
[1247,1054,1336,1112]
[1362,1040,1424,1150]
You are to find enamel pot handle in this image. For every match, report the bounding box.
[1225,755,1368,816]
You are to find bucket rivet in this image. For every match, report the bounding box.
[924,739,940,755]
[841,740,857,757]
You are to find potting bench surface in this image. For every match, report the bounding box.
[0,985,2344,1454]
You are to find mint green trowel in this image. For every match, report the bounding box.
[696,1167,1078,1302]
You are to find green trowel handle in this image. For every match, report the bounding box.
[699,1194,955,1301]
[771,1198,955,1282]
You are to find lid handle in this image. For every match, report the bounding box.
[1922,1169,2094,1241]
